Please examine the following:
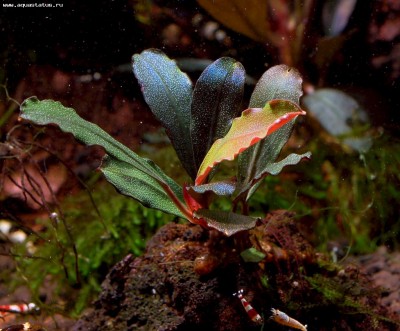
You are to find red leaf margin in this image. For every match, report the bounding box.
[195,100,306,185]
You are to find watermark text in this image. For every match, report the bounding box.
[3,2,63,8]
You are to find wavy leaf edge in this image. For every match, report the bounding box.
[195,100,306,185]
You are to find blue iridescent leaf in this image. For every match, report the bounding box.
[133,49,197,179]
[189,180,236,196]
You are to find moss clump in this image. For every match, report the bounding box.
[11,180,175,317]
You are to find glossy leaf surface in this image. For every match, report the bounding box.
[191,57,245,169]
[196,100,305,185]
[19,98,186,218]
[193,209,258,236]
[249,65,303,107]
[189,180,236,196]
[236,65,304,199]
[132,49,196,179]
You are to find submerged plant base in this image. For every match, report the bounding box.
[73,222,250,331]
[73,212,398,331]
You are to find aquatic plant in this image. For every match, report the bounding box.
[19,49,310,236]
[196,0,373,154]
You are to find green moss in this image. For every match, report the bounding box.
[307,274,354,305]
[11,180,175,317]
[249,133,400,254]
[305,272,399,328]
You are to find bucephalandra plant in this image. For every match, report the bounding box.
[19,49,310,236]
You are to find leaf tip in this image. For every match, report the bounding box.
[195,171,209,186]
[267,106,306,135]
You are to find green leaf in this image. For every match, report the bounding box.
[191,57,245,169]
[196,100,305,185]
[19,97,186,218]
[251,151,311,200]
[263,151,311,176]
[237,150,311,202]
[132,49,197,179]
[240,247,266,263]
[101,156,185,217]
[236,65,304,198]
[193,209,258,236]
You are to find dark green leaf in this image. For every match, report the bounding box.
[132,49,197,178]
[193,209,258,236]
[191,57,245,169]
[19,97,186,218]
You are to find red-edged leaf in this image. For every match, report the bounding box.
[195,99,305,185]
[236,64,304,201]
[193,209,258,236]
